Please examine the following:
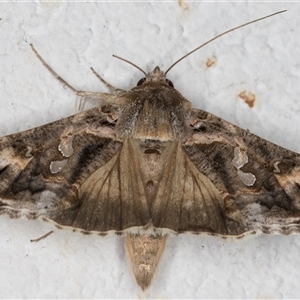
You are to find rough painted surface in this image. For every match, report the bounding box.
[0,2,300,299]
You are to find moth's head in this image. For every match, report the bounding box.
[112,56,174,88]
[136,66,174,88]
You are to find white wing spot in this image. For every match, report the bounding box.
[25,146,33,158]
[232,147,256,186]
[237,170,256,186]
[58,135,74,157]
[232,147,248,169]
[273,161,281,173]
[50,159,68,174]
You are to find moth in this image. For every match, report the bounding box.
[0,10,296,290]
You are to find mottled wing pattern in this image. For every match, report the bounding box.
[184,109,300,235]
[0,106,122,222]
[2,98,300,237]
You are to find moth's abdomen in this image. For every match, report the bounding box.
[134,139,174,209]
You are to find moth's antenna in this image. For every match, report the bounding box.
[165,10,287,75]
[112,54,147,75]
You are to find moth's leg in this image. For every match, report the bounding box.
[30,44,124,113]
[30,44,109,98]
[76,67,126,111]
[30,230,54,242]
[90,67,125,94]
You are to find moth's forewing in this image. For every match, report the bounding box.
[185,108,300,235]
[0,106,121,224]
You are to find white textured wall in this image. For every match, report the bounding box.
[0,2,300,298]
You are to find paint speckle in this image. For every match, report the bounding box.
[206,56,216,68]
[238,90,256,108]
[178,0,189,10]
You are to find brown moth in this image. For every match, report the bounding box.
[0,11,296,290]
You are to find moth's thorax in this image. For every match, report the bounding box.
[117,81,192,141]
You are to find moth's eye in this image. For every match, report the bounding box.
[137,78,146,86]
[166,79,174,88]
